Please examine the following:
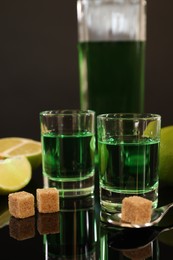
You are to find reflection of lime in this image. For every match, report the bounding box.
[90,136,95,162]
[159,126,173,185]
[0,209,10,228]
[99,143,109,174]
[143,121,159,138]
[0,196,10,228]
[158,228,173,246]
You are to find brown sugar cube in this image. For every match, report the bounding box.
[36,188,59,213]
[121,196,152,225]
[9,216,35,240]
[8,191,35,219]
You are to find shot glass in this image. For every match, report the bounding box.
[40,109,95,197]
[97,113,161,212]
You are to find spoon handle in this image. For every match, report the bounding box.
[160,202,173,214]
[155,202,173,223]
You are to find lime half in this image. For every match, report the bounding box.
[159,125,173,185]
[0,137,42,169]
[0,157,32,195]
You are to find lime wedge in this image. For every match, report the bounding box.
[0,157,32,194]
[0,137,42,169]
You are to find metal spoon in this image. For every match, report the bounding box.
[100,202,173,228]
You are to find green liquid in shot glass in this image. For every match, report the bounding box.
[42,132,95,196]
[98,137,159,211]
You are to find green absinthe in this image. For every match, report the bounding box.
[98,138,159,195]
[42,132,95,181]
[78,41,145,114]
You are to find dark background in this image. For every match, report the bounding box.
[0,0,172,141]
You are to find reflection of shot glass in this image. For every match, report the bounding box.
[97,113,161,212]
[40,109,95,197]
[44,195,98,260]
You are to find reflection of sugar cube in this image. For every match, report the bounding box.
[123,242,152,259]
[8,191,35,219]
[121,196,152,225]
[37,212,60,235]
[9,216,35,240]
[36,188,59,213]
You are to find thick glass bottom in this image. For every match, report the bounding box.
[43,174,95,198]
[100,185,158,213]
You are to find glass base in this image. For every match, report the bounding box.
[43,175,94,198]
[100,186,158,213]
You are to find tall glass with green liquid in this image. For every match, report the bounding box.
[77,0,146,114]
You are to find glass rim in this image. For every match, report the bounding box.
[97,113,161,120]
[78,0,143,4]
[40,109,95,117]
